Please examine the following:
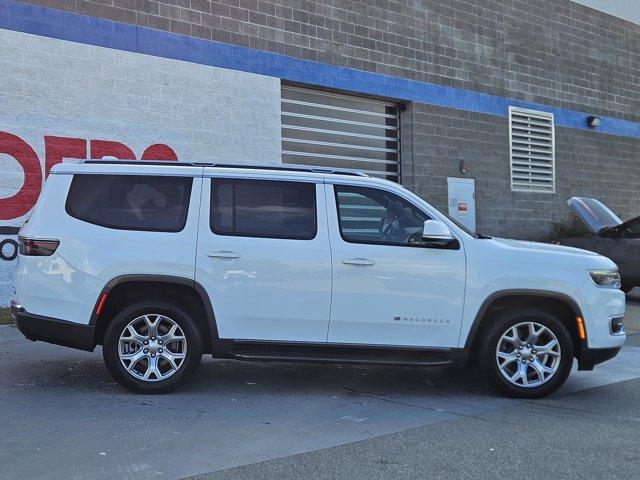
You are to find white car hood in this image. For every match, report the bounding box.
[491,237,600,257]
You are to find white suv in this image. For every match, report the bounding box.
[11,161,626,397]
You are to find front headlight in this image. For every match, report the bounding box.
[589,270,621,289]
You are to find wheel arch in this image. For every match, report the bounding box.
[465,289,584,356]
[90,275,218,353]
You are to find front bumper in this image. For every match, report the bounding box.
[577,346,623,371]
[576,279,626,350]
[11,301,95,352]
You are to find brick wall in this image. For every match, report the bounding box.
[19,0,640,123]
[0,27,282,305]
[409,103,640,240]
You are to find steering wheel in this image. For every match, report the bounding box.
[379,216,399,241]
[380,217,422,245]
[407,230,423,245]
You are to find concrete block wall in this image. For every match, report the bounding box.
[6,0,636,243]
[17,0,640,123]
[2,0,640,304]
[409,103,640,240]
[0,28,282,305]
[0,29,281,184]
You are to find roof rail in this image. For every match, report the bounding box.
[208,163,369,177]
[83,160,190,167]
[82,160,369,177]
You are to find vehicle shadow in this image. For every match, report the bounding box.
[10,333,631,403]
[10,346,496,400]
[187,357,494,399]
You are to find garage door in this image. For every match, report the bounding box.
[281,85,400,181]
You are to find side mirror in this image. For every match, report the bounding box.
[422,220,457,248]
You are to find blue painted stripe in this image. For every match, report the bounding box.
[1,0,639,140]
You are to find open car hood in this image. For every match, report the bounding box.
[611,215,640,235]
[567,197,622,234]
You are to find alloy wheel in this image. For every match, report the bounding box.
[495,321,561,388]
[118,314,187,382]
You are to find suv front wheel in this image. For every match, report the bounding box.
[479,308,574,398]
[102,300,203,394]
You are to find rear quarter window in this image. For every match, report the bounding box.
[65,174,192,232]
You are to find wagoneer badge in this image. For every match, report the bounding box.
[394,316,450,324]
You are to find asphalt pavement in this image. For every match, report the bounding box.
[0,306,639,480]
[190,375,640,480]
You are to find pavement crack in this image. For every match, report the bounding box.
[341,387,490,421]
[521,400,640,423]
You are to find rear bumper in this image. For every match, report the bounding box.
[11,301,95,352]
[577,346,623,371]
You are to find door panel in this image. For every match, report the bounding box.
[196,175,332,342]
[326,183,466,348]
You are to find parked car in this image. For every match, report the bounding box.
[11,162,626,398]
[561,197,640,293]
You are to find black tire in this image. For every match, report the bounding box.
[103,299,203,394]
[622,284,634,294]
[478,308,574,399]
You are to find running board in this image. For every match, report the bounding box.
[212,340,468,367]
[231,350,454,367]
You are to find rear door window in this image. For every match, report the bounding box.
[210,179,316,240]
[66,174,192,232]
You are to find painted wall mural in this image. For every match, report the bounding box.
[1,131,177,222]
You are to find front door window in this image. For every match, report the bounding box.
[334,184,430,247]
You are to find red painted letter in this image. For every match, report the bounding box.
[0,132,42,220]
[44,136,87,177]
[141,144,178,161]
[90,140,136,160]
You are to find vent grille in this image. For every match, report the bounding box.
[281,85,400,181]
[509,107,555,193]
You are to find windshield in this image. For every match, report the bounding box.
[621,220,640,236]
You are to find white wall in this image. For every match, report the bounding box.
[0,28,283,306]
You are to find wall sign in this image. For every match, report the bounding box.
[0,131,177,223]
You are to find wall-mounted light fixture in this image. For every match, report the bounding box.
[587,115,601,128]
[459,160,468,174]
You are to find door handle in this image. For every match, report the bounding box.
[207,250,241,259]
[342,258,375,266]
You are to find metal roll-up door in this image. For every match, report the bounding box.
[281,85,400,181]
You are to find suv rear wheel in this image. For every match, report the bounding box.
[102,299,203,394]
[478,308,574,398]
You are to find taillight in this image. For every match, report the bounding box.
[18,237,60,256]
